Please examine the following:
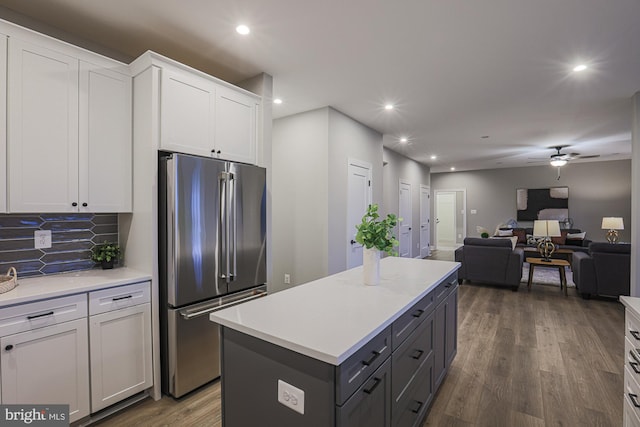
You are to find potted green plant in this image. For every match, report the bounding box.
[355,204,400,285]
[91,241,122,269]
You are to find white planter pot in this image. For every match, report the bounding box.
[363,247,381,286]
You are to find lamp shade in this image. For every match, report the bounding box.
[533,220,561,237]
[601,217,624,230]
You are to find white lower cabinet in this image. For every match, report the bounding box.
[88,281,153,412]
[1,318,90,423]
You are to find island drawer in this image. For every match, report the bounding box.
[337,358,391,427]
[0,294,87,337]
[627,309,640,345]
[392,310,434,404]
[392,288,435,350]
[392,356,433,427]
[434,272,458,307]
[336,325,392,405]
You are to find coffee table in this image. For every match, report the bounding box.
[526,257,570,296]
[523,247,574,266]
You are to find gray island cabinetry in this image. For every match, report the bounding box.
[211,257,460,427]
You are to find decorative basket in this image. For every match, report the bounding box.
[0,267,17,294]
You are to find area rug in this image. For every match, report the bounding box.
[521,264,575,288]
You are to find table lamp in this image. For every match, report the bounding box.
[533,220,561,261]
[601,217,623,243]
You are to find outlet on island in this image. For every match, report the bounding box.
[277,379,305,414]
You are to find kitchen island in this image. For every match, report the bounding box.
[210,257,460,427]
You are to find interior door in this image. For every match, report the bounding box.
[347,160,372,269]
[399,181,412,258]
[436,192,456,248]
[420,185,431,258]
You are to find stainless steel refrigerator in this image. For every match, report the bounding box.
[159,153,267,398]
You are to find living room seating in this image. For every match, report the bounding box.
[498,227,591,252]
[455,237,524,291]
[572,242,631,299]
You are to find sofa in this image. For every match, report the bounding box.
[498,227,591,252]
[454,237,524,291]
[572,242,631,299]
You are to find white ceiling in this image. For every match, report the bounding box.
[1,0,638,172]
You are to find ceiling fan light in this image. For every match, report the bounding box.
[550,159,567,167]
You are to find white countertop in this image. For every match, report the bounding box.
[621,296,640,316]
[210,257,460,365]
[0,267,152,307]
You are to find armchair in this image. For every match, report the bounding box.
[455,237,524,291]
[572,242,630,299]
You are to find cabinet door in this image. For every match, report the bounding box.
[8,38,79,212]
[215,85,258,164]
[89,303,152,412]
[0,34,6,213]
[337,358,391,427]
[1,318,90,423]
[434,299,446,389]
[160,66,216,157]
[79,62,132,212]
[445,287,458,368]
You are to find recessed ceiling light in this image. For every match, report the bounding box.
[236,24,250,35]
[430,155,437,160]
[573,64,587,72]
[384,104,394,110]
[450,167,456,171]
[400,137,408,143]
[273,98,283,104]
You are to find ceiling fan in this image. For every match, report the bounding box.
[529,146,601,180]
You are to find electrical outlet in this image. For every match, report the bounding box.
[284,274,290,284]
[278,380,304,414]
[470,209,477,214]
[34,230,52,249]
[458,234,462,239]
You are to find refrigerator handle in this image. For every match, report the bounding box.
[219,172,230,281]
[229,172,237,281]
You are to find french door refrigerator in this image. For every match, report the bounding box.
[159,153,267,398]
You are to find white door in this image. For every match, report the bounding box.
[8,38,79,212]
[399,181,412,258]
[90,303,153,412]
[436,192,456,248]
[79,62,132,212]
[347,160,372,269]
[160,65,216,157]
[215,85,258,164]
[420,185,431,258]
[1,319,90,423]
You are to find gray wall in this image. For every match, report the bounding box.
[632,92,640,296]
[431,159,632,244]
[382,148,431,258]
[327,108,383,273]
[272,109,329,292]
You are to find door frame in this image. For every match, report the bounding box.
[346,158,373,268]
[398,179,412,258]
[419,185,431,258]
[434,189,467,250]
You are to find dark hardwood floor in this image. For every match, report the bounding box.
[96,250,624,426]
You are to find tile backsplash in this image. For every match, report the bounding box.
[0,213,118,277]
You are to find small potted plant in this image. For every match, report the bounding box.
[91,241,122,269]
[355,204,400,285]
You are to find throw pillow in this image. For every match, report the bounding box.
[491,236,518,250]
[551,231,567,245]
[496,229,513,237]
[526,234,544,245]
[512,229,526,244]
[566,231,586,240]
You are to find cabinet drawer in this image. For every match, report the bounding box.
[392,311,433,405]
[336,325,391,405]
[89,281,151,315]
[625,365,640,422]
[626,337,640,383]
[392,354,433,427]
[627,309,640,345]
[625,390,640,427]
[434,272,458,307]
[0,294,87,337]
[392,290,435,350]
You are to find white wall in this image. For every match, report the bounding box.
[272,109,329,292]
[382,147,431,258]
[431,159,632,244]
[327,108,383,273]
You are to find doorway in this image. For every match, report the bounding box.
[435,189,466,250]
[399,181,412,258]
[419,185,431,258]
[346,159,372,269]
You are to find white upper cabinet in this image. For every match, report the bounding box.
[80,61,132,212]
[151,56,259,164]
[5,31,132,213]
[215,85,258,165]
[160,64,216,158]
[8,38,80,213]
[0,34,6,213]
